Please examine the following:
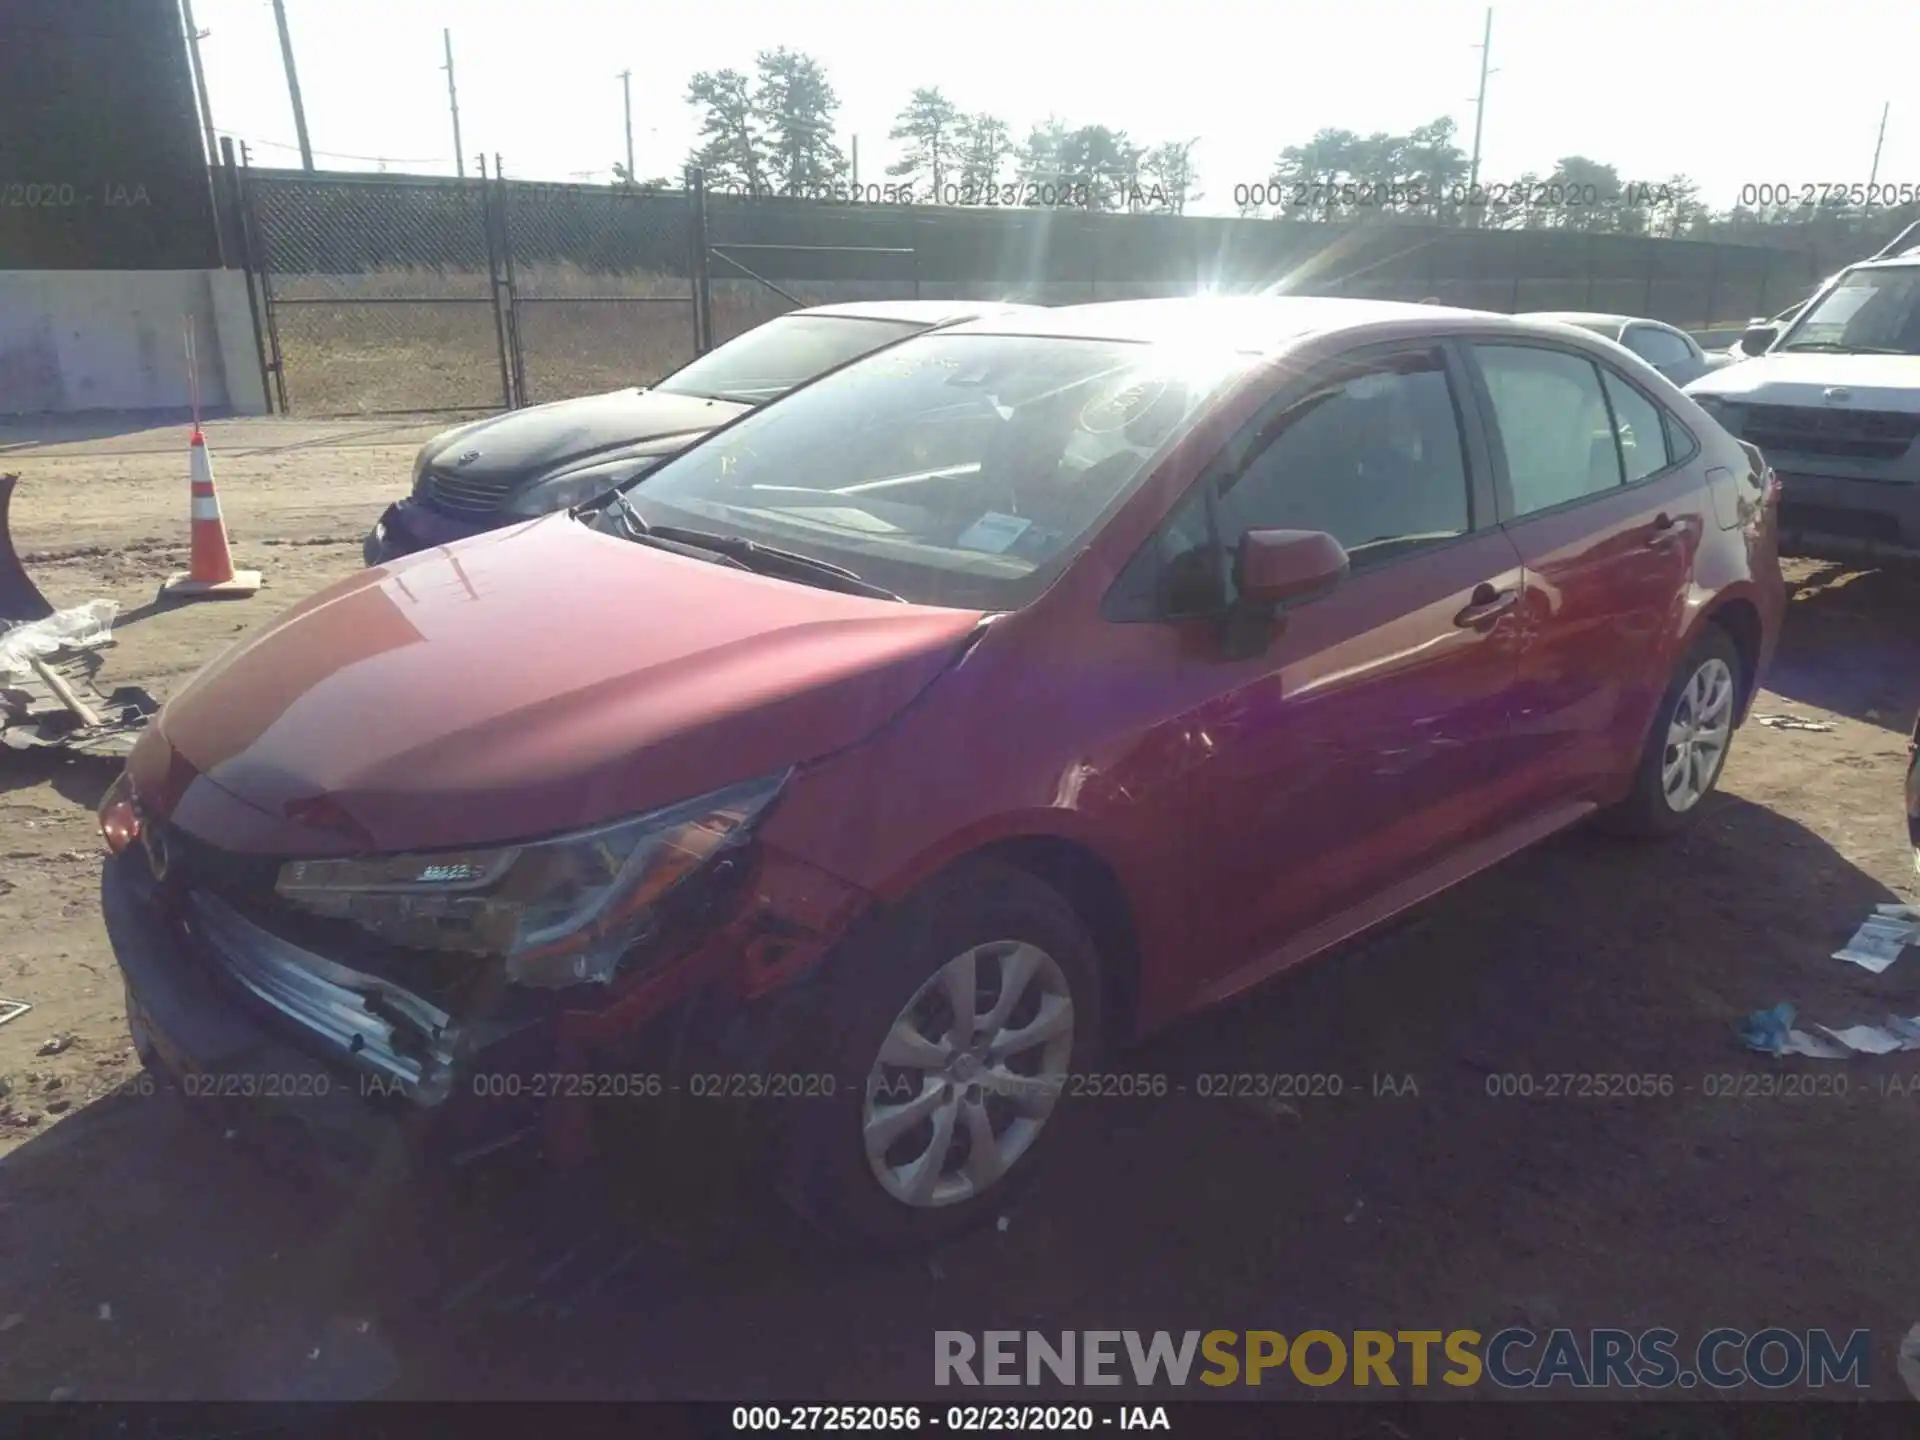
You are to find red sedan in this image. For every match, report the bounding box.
[99,297,1783,1248]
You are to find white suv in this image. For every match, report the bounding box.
[1687,225,1920,562]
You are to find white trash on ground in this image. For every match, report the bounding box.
[1834,906,1920,972]
[0,600,118,681]
[1754,713,1836,732]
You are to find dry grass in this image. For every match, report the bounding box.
[267,265,839,413]
[263,263,1759,415]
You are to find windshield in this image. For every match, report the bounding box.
[1777,265,1920,356]
[610,332,1255,609]
[653,313,925,404]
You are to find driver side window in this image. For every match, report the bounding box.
[1106,349,1474,620]
[1211,350,1472,597]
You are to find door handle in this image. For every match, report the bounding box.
[1453,585,1518,629]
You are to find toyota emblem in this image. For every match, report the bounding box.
[140,819,171,882]
[455,449,482,466]
[1823,386,1852,405]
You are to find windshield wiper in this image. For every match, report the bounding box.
[647,524,905,602]
[605,495,902,601]
[1777,341,1912,354]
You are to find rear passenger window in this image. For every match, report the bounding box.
[1474,345,1621,518]
[1600,370,1672,483]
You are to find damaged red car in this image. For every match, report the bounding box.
[99,297,1783,1248]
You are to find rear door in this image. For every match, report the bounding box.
[1464,339,1702,810]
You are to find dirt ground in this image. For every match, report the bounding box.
[5,415,1920,1404]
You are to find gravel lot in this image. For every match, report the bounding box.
[3,415,1920,1404]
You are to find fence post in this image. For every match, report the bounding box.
[688,168,713,354]
[494,153,529,406]
[1507,230,1522,312]
[1642,236,1657,317]
[236,144,289,413]
[1702,243,1721,329]
[478,154,514,411]
[1583,232,1597,309]
[222,137,275,416]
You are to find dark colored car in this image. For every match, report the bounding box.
[102,297,1783,1249]
[362,299,1033,567]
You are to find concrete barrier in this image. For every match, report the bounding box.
[0,270,268,416]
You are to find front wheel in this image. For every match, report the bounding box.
[1605,624,1742,837]
[775,861,1104,1251]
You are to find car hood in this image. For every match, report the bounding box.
[133,517,985,857]
[1687,352,1920,409]
[419,387,752,485]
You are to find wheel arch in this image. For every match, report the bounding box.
[882,828,1148,1051]
[1693,593,1764,723]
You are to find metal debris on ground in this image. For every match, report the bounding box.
[0,998,29,1028]
[1834,905,1920,973]
[35,1035,71,1057]
[1754,713,1836,732]
[0,600,158,757]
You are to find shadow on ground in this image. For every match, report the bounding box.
[1767,564,1920,734]
[4,788,1917,1401]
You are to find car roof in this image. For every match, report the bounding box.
[1522,311,1686,334]
[942,294,1570,353]
[1848,254,1920,272]
[793,299,1037,325]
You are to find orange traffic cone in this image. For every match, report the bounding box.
[162,429,261,600]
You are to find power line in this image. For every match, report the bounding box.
[218,132,453,166]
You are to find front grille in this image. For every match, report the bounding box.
[1743,405,1920,462]
[153,818,278,902]
[423,466,515,516]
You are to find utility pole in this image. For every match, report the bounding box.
[851,135,860,189]
[1867,101,1890,203]
[178,0,217,164]
[269,0,314,170]
[443,29,465,178]
[1466,7,1494,227]
[619,71,635,181]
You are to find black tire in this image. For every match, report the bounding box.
[1603,623,1743,838]
[774,860,1104,1251]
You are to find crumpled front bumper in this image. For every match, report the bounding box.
[102,850,555,1185]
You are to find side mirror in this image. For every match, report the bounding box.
[1236,528,1349,606]
[1740,324,1780,354]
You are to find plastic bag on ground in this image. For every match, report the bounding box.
[0,600,119,681]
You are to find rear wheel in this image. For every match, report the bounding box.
[1605,624,1742,837]
[775,861,1103,1250]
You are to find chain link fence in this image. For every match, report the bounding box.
[240,165,1855,416]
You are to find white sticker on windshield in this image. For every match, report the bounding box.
[957,511,1033,554]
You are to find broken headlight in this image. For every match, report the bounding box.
[273,772,786,988]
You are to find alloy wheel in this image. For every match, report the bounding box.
[861,939,1075,1209]
[1661,656,1735,813]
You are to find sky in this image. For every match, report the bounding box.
[187,0,1919,217]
